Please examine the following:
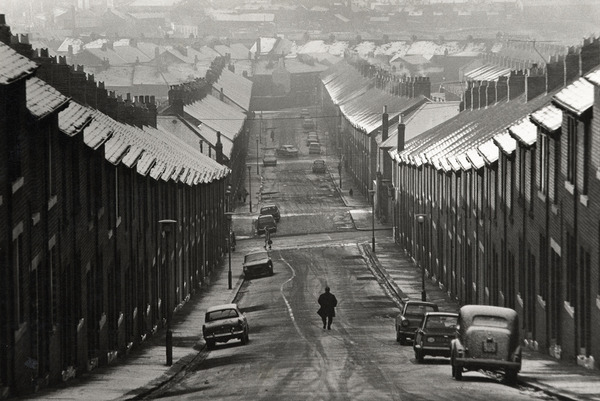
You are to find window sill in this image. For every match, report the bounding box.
[551,204,559,215]
[564,181,575,195]
[48,195,57,211]
[580,195,589,207]
[14,322,27,343]
[12,177,24,194]
[537,191,546,203]
[564,301,575,318]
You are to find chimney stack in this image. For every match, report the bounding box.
[397,115,405,153]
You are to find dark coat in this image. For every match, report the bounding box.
[317,292,338,318]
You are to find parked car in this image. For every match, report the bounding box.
[300,108,310,118]
[302,118,315,130]
[276,145,299,157]
[312,159,327,173]
[202,303,249,349]
[451,305,521,383]
[263,151,277,167]
[260,204,281,222]
[413,312,459,362]
[308,142,321,155]
[243,250,274,278]
[306,132,318,145]
[395,301,439,344]
[256,214,277,235]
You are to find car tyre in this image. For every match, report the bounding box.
[415,343,424,363]
[241,331,249,345]
[206,339,215,350]
[414,348,424,363]
[504,369,517,384]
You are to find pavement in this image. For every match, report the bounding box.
[23,157,600,401]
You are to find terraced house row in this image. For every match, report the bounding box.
[386,37,600,367]
[0,23,234,396]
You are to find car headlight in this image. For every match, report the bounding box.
[401,319,409,327]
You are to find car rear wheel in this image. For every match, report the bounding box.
[414,348,424,363]
[504,369,517,384]
[206,339,215,350]
[241,331,249,345]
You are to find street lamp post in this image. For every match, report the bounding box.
[369,189,376,252]
[225,212,234,290]
[256,138,259,174]
[247,165,252,213]
[158,219,177,366]
[415,214,427,301]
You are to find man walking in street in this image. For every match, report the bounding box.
[317,287,338,330]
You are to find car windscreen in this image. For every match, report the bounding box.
[245,253,267,263]
[405,304,437,316]
[206,308,238,322]
[472,315,509,329]
[425,315,457,329]
[261,207,276,214]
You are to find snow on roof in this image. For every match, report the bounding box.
[26,77,69,119]
[493,132,517,155]
[585,67,600,86]
[0,42,37,84]
[552,77,594,116]
[477,139,499,164]
[530,104,562,132]
[509,116,537,146]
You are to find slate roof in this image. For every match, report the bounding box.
[213,43,250,60]
[57,101,228,184]
[392,91,557,171]
[212,68,253,111]
[464,64,511,81]
[0,42,38,85]
[184,95,246,156]
[341,89,426,135]
[321,61,370,106]
[26,77,70,119]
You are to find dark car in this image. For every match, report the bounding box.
[276,145,299,157]
[302,118,315,130]
[202,303,249,349]
[413,312,458,362]
[451,305,522,383]
[263,151,277,167]
[308,143,321,155]
[243,250,274,278]
[256,214,277,235]
[395,301,439,345]
[312,159,327,173]
[259,204,280,222]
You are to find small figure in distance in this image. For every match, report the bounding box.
[349,188,353,197]
[317,286,338,330]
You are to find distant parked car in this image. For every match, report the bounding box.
[202,303,249,349]
[451,305,521,383]
[243,250,273,278]
[302,118,315,130]
[263,151,277,167]
[256,214,277,235]
[413,312,458,362]
[308,143,321,155]
[312,159,327,173]
[300,108,310,118]
[306,132,318,145]
[276,145,299,157]
[395,301,439,345]
[260,204,281,222]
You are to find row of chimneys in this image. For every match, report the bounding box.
[463,36,600,111]
[2,31,159,129]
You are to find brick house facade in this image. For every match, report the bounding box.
[0,18,230,397]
